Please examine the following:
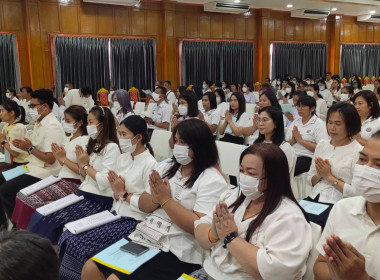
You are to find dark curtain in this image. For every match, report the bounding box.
[271,43,327,80]
[110,38,155,91]
[54,36,110,97]
[340,44,380,79]
[181,41,254,86]
[0,34,20,104]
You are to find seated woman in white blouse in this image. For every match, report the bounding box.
[353,90,380,146]
[171,91,199,129]
[27,106,120,244]
[317,79,334,108]
[254,106,296,172]
[58,115,157,280]
[12,105,89,230]
[313,132,380,280]
[198,92,220,135]
[219,92,251,145]
[215,89,229,119]
[307,84,328,121]
[306,103,362,227]
[286,96,329,176]
[82,119,228,280]
[110,89,134,125]
[191,143,312,280]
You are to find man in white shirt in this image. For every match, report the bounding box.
[64,87,95,111]
[0,88,65,228]
[144,86,171,137]
[325,72,333,89]
[314,133,380,280]
[19,86,33,126]
[163,80,176,105]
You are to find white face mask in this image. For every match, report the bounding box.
[306,91,314,97]
[87,124,100,140]
[178,105,188,116]
[340,93,349,102]
[306,80,311,85]
[119,135,137,154]
[202,84,206,89]
[319,86,325,91]
[154,86,158,89]
[352,164,380,203]
[242,87,248,93]
[63,122,78,134]
[276,81,281,85]
[285,88,292,93]
[110,90,114,95]
[6,92,11,98]
[216,97,221,104]
[152,92,160,102]
[29,107,42,121]
[113,101,121,110]
[239,172,264,201]
[173,144,192,165]
[64,87,69,93]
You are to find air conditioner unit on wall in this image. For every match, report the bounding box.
[82,0,135,6]
[204,2,250,14]
[357,14,380,23]
[291,9,330,19]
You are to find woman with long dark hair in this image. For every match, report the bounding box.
[58,115,157,280]
[192,143,311,280]
[11,105,89,230]
[27,106,120,244]
[82,119,228,280]
[254,106,296,171]
[219,92,250,145]
[110,89,134,124]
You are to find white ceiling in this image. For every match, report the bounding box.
[174,0,380,16]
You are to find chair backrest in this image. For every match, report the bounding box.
[150,129,173,162]
[245,103,256,119]
[215,140,242,178]
[304,222,322,280]
[134,102,145,115]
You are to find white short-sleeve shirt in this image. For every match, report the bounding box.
[216,102,230,118]
[316,197,380,279]
[196,190,312,280]
[65,89,95,111]
[79,142,121,197]
[224,112,251,137]
[361,117,380,140]
[286,115,329,158]
[201,108,220,126]
[166,90,177,105]
[320,90,334,108]
[27,113,66,179]
[58,135,89,180]
[112,149,157,221]
[316,98,328,121]
[129,162,228,265]
[307,139,362,204]
[147,101,172,130]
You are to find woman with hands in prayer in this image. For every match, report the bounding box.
[82,119,228,280]
[191,143,312,280]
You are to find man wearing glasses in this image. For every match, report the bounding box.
[0,89,65,230]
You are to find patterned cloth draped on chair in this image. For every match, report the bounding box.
[128,87,140,108]
[97,88,109,106]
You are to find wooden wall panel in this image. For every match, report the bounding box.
[61,5,79,34]
[4,0,380,92]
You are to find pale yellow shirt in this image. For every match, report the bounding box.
[2,122,29,163]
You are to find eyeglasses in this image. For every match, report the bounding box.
[28,103,42,109]
[255,117,271,124]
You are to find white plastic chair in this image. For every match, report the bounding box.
[215,140,243,182]
[150,130,173,162]
[303,222,322,280]
[245,103,256,119]
[134,102,145,115]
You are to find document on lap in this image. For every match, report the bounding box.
[64,210,121,234]
[20,175,61,196]
[36,194,84,216]
[91,238,160,275]
[299,199,330,215]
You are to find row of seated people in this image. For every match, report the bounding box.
[0,88,378,279]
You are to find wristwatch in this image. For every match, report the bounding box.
[27,145,36,155]
[1,140,6,146]
[333,179,339,186]
[152,121,155,126]
[223,232,238,248]
[119,191,129,201]
[83,164,90,172]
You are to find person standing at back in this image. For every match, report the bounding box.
[164,80,177,105]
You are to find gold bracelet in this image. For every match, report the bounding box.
[160,197,173,208]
